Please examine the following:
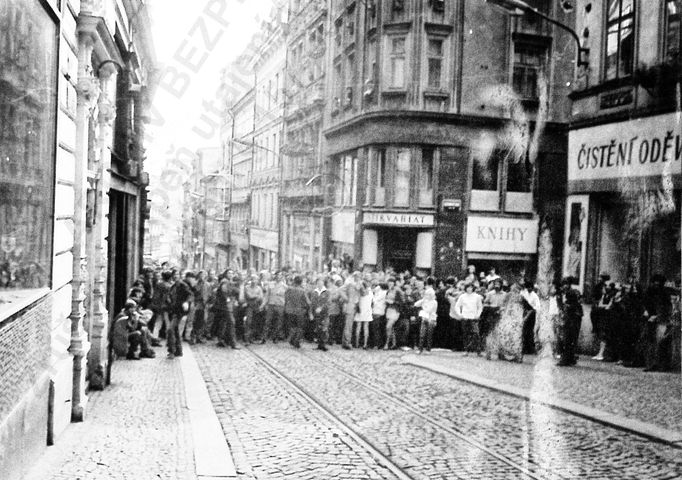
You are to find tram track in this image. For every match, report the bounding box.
[245,346,552,480]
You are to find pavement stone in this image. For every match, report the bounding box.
[409,350,682,432]
[24,347,195,480]
[253,343,682,480]
[192,344,401,480]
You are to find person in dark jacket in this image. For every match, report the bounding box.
[285,275,310,349]
[642,274,673,371]
[167,271,196,358]
[309,276,330,351]
[213,279,240,349]
[556,277,583,366]
[150,270,172,340]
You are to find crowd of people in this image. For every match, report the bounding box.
[111,260,680,372]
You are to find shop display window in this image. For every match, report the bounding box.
[0,0,58,310]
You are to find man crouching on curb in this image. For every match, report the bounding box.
[112,299,156,360]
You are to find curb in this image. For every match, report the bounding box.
[403,354,682,448]
[180,346,238,478]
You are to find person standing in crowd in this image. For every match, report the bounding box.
[213,278,240,349]
[187,270,208,345]
[354,280,373,349]
[415,278,438,354]
[590,272,611,361]
[433,278,451,349]
[621,282,645,368]
[642,274,673,372]
[371,282,388,349]
[263,272,287,343]
[328,277,345,345]
[341,273,362,350]
[495,283,526,362]
[446,280,465,351]
[556,277,583,366]
[167,271,195,358]
[285,275,310,349]
[482,279,507,359]
[454,283,483,356]
[243,274,264,345]
[150,270,172,341]
[383,277,403,350]
[520,280,541,355]
[203,270,217,340]
[309,276,330,351]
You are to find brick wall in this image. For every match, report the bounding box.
[0,296,53,480]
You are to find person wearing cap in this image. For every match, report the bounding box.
[111,299,155,360]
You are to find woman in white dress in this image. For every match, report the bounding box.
[354,280,373,349]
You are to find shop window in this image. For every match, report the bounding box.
[388,37,406,88]
[665,0,680,61]
[394,148,411,207]
[513,43,546,100]
[0,1,57,305]
[605,0,635,80]
[419,148,435,207]
[427,38,444,89]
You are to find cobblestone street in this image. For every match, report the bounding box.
[193,343,682,480]
[24,342,682,480]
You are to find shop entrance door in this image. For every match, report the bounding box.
[382,228,417,274]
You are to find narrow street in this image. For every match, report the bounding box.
[27,342,682,480]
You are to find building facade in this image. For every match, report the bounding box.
[322,0,575,279]
[280,0,329,272]
[0,1,155,478]
[564,1,680,295]
[247,12,287,271]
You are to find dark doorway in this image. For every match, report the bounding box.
[382,228,417,274]
[107,190,131,317]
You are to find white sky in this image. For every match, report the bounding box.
[146,0,275,176]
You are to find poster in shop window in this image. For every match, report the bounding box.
[562,194,589,292]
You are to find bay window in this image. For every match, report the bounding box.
[394,148,411,207]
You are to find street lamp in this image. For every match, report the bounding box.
[484,0,589,68]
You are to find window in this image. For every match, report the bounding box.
[427,38,444,89]
[345,52,355,106]
[333,61,343,110]
[507,157,532,193]
[0,0,57,302]
[389,37,406,88]
[513,43,546,99]
[665,0,680,60]
[274,73,279,102]
[394,148,411,207]
[335,18,343,48]
[376,149,386,189]
[420,148,435,206]
[605,0,635,80]
[472,152,499,191]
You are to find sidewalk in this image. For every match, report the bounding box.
[25,346,235,480]
[405,351,682,446]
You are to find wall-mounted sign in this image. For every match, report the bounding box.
[568,112,682,190]
[466,216,538,254]
[363,211,435,227]
[249,228,278,252]
[599,88,633,110]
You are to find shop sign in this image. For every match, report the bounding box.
[331,211,356,244]
[568,112,682,188]
[363,212,435,227]
[250,228,279,252]
[466,216,538,254]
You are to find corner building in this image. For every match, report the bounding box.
[323,0,575,278]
